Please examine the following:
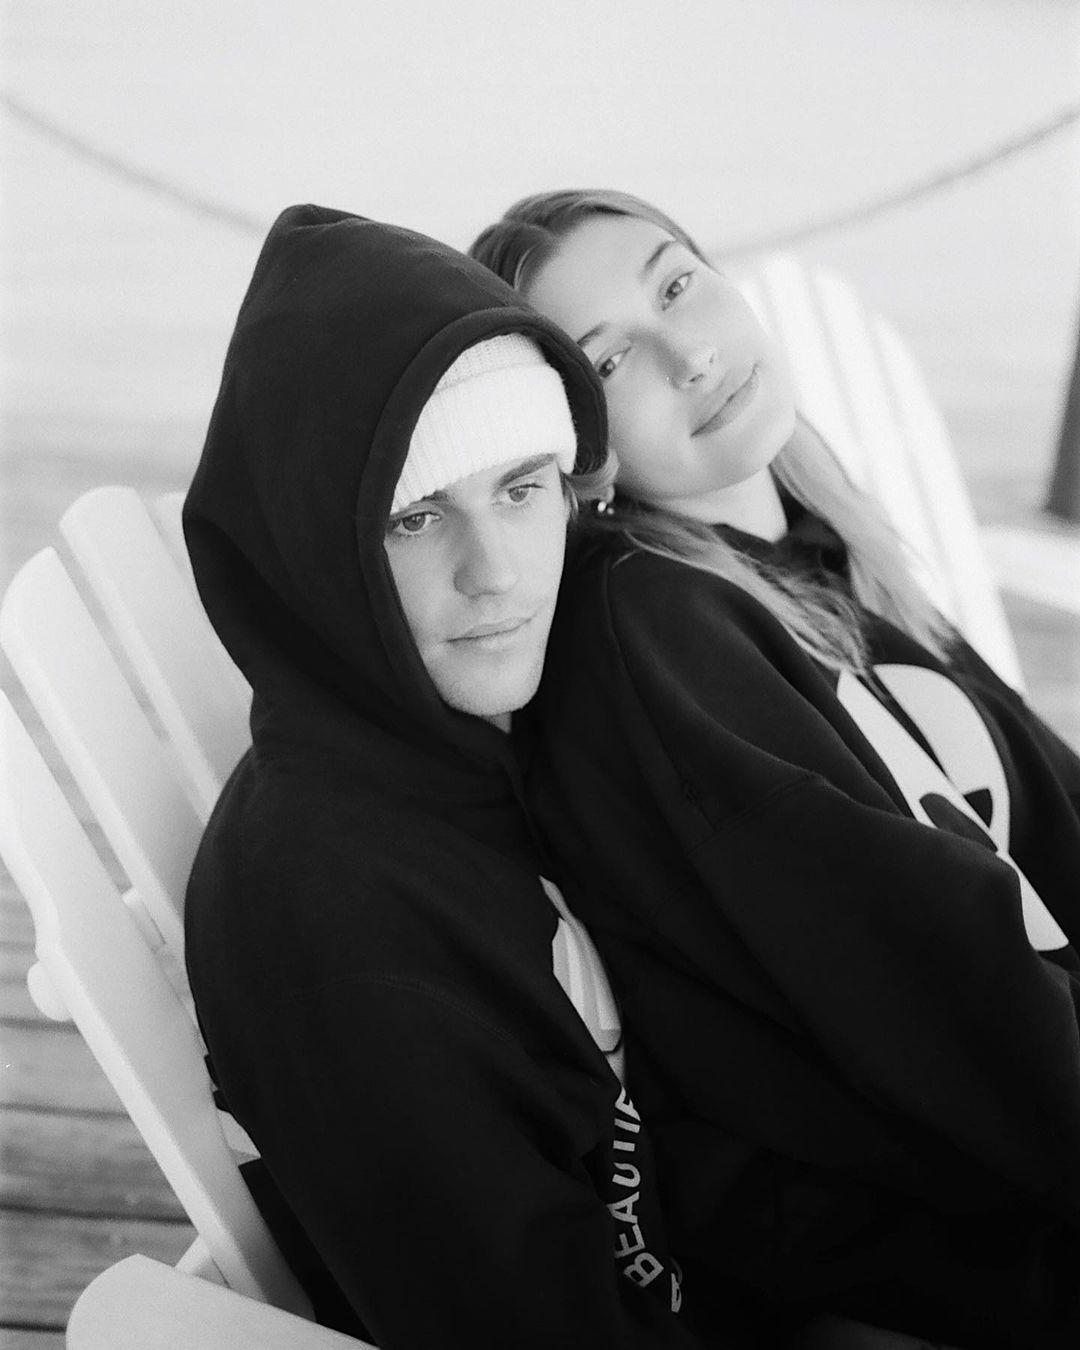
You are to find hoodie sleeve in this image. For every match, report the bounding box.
[535,550,1080,1226]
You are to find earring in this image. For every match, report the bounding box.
[593,488,615,518]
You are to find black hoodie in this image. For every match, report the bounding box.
[182,207,704,1348]
[522,508,1080,1348]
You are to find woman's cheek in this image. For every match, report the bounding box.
[613,382,658,448]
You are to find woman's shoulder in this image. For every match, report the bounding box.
[559,531,791,656]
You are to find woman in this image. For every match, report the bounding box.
[470,191,1080,1348]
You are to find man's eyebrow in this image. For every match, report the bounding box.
[574,238,680,347]
[495,453,558,488]
[389,485,450,510]
[392,455,559,513]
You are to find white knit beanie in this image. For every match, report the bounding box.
[392,334,577,513]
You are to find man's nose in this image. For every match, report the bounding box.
[454,518,519,596]
[668,336,717,389]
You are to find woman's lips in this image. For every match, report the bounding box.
[693,365,760,436]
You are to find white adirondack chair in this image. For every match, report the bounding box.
[0,487,373,1346]
[0,256,1067,1347]
[737,254,1027,688]
[66,1254,365,1350]
[739,255,1080,650]
[979,524,1080,616]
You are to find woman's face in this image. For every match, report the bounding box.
[525,214,797,515]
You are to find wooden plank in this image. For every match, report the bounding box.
[0,1106,183,1220]
[0,1331,66,1349]
[0,1209,193,1329]
[0,1023,123,1115]
[0,945,44,1023]
[0,886,35,950]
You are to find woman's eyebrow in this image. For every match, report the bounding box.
[575,321,607,348]
[573,239,681,347]
[640,238,679,278]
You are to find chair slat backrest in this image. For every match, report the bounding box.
[60,486,251,820]
[0,692,310,1315]
[153,489,198,587]
[0,547,199,956]
[737,258,868,486]
[736,255,1024,688]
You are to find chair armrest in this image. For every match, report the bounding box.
[69,1258,963,1350]
[981,524,1080,616]
[67,1255,374,1350]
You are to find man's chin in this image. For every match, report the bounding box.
[433,623,552,726]
[440,662,545,727]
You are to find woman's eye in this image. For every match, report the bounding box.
[387,510,436,538]
[596,350,626,380]
[663,272,692,305]
[506,481,540,505]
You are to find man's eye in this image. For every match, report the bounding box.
[663,272,692,305]
[596,350,626,380]
[387,510,436,538]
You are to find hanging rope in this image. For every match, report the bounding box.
[717,99,1080,256]
[4,90,1079,250]
[1,92,266,236]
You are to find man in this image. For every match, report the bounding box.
[181,204,700,1348]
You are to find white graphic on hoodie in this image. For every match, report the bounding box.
[543,877,626,1081]
[836,666,1066,951]
[542,878,682,1312]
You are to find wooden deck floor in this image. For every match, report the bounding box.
[0,451,1078,1344]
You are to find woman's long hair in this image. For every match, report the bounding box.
[470,189,954,674]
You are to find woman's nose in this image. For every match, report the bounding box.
[454,519,519,597]
[668,339,717,388]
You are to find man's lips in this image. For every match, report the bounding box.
[693,365,760,436]
[450,616,533,646]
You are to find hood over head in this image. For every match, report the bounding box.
[184,204,606,777]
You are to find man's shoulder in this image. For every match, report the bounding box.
[201,752,409,872]
[219,754,512,907]
[191,752,553,968]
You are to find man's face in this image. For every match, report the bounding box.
[384,453,570,730]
